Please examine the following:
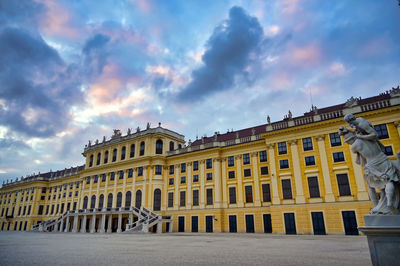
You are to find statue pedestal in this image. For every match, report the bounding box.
[358,215,400,266]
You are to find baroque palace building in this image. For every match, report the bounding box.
[1,88,400,235]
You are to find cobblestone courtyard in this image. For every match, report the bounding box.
[0,231,371,265]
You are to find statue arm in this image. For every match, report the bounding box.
[356,123,378,140]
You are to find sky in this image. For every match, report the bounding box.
[1,0,400,183]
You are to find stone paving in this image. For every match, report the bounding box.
[0,231,371,265]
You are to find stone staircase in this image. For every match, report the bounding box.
[31,206,172,234]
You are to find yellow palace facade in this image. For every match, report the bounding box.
[1,88,399,235]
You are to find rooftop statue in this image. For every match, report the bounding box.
[340,115,400,215]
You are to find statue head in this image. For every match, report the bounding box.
[344,113,356,123]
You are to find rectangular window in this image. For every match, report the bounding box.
[138,167,143,176]
[180,191,186,207]
[243,153,250,165]
[94,175,98,183]
[280,159,289,169]
[259,150,267,162]
[155,165,162,175]
[86,176,90,184]
[45,205,49,215]
[169,178,174,185]
[260,166,269,175]
[245,186,253,203]
[337,174,351,196]
[329,132,341,147]
[228,171,235,179]
[41,187,46,193]
[333,152,345,162]
[206,188,213,205]
[27,205,31,215]
[282,179,292,199]
[181,163,186,173]
[181,176,186,184]
[308,176,320,198]
[374,124,389,139]
[69,192,72,197]
[70,183,73,189]
[227,156,234,167]
[40,196,45,200]
[193,174,199,182]
[302,137,313,151]
[63,193,66,198]
[76,181,79,188]
[168,192,173,207]
[193,161,199,171]
[206,159,212,169]
[384,146,394,156]
[262,184,271,202]
[50,205,54,215]
[278,142,287,155]
[110,172,115,181]
[128,169,133,178]
[192,190,199,206]
[229,187,236,204]
[169,165,174,175]
[244,168,251,177]
[205,173,212,181]
[73,202,77,210]
[305,156,316,166]
[75,191,78,197]
[119,171,124,179]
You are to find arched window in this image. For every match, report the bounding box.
[104,151,109,164]
[125,191,131,207]
[107,193,113,208]
[116,192,122,208]
[135,190,142,208]
[112,149,117,162]
[99,194,104,209]
[90,195,96,209]
[140,142,145,156]
[97,153,101,165]
[156,139,163,154]
[169,141,174,151]
[178,144,182,149]
[153,189,161,211]
[83,196,88,209]
[130,144,135,158]
[89,155,93,167]
[121,146,126,160]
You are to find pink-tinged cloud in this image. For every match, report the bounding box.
[270,72,293,90]
[37,0,79,38]
[131,0,152,14]
[279,0,301,15]
[290,43,322,67]
[329,62,347,76]
[359,36,392,58]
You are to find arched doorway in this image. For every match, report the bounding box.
[117,192,122,208]
[90,195,96,209]
[107,193,113,208]
[83,196,88,209]
[153,189,161,211]
[135,190,142,208]
[99,194,104,209]
[125,191,131,207]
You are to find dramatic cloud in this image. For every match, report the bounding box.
[0,27,83,137]
[178,6,264,101]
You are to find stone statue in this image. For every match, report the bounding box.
[112,129,122,138]
[102,136,106,143]
[95,139,99,145]
[88,140,91,147]
[127,128,131,135]
[136,126,140,133]
[288,110,292,119]
[146,122,150,129]
[339,124,400,215]
[267,115,271,124]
